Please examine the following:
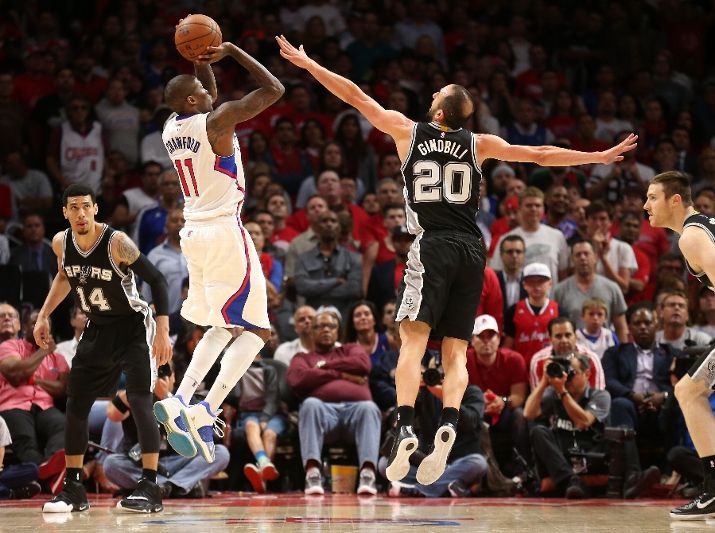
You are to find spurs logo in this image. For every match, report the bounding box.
[706,359,715,383]
[404,296,414,310]
[78,265,92,285]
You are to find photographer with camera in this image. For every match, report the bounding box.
[529,317,605,390]
[524,354,610,498]
[380,351,488,498]
[103,362,229,499]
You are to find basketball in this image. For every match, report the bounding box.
[174,14,222,61]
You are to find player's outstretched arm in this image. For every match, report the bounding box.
[276,35,412,140]
[35,232,72,349]
[476,133,638,168]
[111,232,172,365]
[199,42,284,129]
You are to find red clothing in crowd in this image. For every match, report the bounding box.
[288,203,371,244]
[466,346,528,397]
[477,267,504,332]
[287,343,372,403]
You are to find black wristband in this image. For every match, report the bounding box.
[112,394,130,414]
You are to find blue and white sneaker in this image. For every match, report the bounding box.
[153,396,197,458]
[180,400,225,463]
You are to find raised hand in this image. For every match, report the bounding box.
[275,35,312,69]
[195,42,234,64]
[600,133,638,164]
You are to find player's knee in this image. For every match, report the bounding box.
[244,327,271,343]
[66,395,95,423]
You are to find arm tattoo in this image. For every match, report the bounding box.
[114,232,140,266]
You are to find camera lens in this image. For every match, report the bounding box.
[545,361,564,378]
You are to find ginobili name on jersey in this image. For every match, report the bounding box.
[416,139,469,159]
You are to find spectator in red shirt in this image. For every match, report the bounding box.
[287,309,381,496]
[270,117,313,196]
[0,309,68,465]
[367,224,415,313]
[467,315,529,476]
[477,267,504,332]
[266,192,299,251]
[13,48,56,110]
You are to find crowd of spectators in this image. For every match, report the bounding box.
[2,0,715,500]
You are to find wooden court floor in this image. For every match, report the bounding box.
[0,493,705,532]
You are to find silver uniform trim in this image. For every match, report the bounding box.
[689,345,715,388]
[682,222,715,282]
[470,132,483,175]
[400,123,418,175]
[61,229,69,271]
[72,224,108,258]
[120,271,157,391]
[396,230,425,322]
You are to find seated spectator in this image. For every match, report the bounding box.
[266,192,299,253]
[361,203,406,295]
[54,306,88,368]
[0,309,68,465]
[489,187,569,283]
[693,284,715,338]
[503,262,559,367]
[294,210,362,319]
[110,161,161,239]
[477,267,504,332]
[542,184,579,240]
[380,378,487,498]
[0,415,41,500]
[227,356,285,494]
[655,289,712,349]
[585,201,637,293]
[0,151,53,214]
[0,303,21,344]
[343,300,390,367]
[142,208,188,315]
[104,363,229,498]
[602,302,678,451]
[367,224,414,314]
[467,315,529,477]
[494,235,527,318]
[284,195,328,280]
[530,317,605,390]
[273,306,316,367]
[617,212,651,304]
[575,298,619,359]
[553,240,628,341]
[286,309,380,495]
[136,169,183,255]
[9,213,57,280]
[525,355,635,498]
[245,221,283,293]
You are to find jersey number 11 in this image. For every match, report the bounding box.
[174,159,199,197]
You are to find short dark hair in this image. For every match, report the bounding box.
[62,183,96,206]
[382,203,405,216]
[651,171,693,206]
[547,316,574,336]
[441,85,473,130]
[164,74,196,112]
[574,354,591,372]
[626,301,654,324]
[585,200,611,219]
[500,234,525,253]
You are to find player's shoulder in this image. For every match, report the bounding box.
[51,230,66,253]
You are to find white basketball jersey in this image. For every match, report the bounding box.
[60,120,104,194]
[162,112,245,222]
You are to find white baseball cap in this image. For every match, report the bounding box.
[473,314,499,336]
[523,262,551,279]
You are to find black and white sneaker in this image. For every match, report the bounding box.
[416,422,456,485]
[116,478,163,513]
[670,492,715,520]
[42,479,89,513]
[385,425,419,482]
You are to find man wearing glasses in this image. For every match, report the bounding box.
[286,308,381,496]
[493,235,527,323]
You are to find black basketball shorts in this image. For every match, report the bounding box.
[396,231,486,341]
[69,312,157,398]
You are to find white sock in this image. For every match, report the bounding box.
[175,327,233,401]
[204,330,265,413]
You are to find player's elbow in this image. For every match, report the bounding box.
[267,81,285,102]
[533,145,550,166]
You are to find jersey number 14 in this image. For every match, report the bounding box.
[412,161,473,203]
[76,286,110,313]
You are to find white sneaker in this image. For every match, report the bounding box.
[357,468,377,495]
[416,423,456,485]
[153,396,196,458]
[180,400,225,463]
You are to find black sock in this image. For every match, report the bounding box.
[66,467,82,483]
[440,407,459,427]
[396,405,414,427]
[701,455,715,491]
[142,468,158,483]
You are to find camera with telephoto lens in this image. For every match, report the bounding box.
[422,366,444,387]
[545,356,576,381]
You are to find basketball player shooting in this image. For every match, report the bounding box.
[153,40,284,467]
[644,172,715,520]
[35,184,172,513]
[276,35,636,485]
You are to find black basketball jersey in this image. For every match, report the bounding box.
[61,224,150,325]
[683,212,715,291]
[401,122,483,237]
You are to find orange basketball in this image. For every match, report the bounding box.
[174,14,222,61]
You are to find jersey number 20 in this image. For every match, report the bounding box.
[413,161,472,203]
[174,158,199,197]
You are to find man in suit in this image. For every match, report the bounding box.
[493,235,527,321]
[602,301,681,442]
[9,213,56,279]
